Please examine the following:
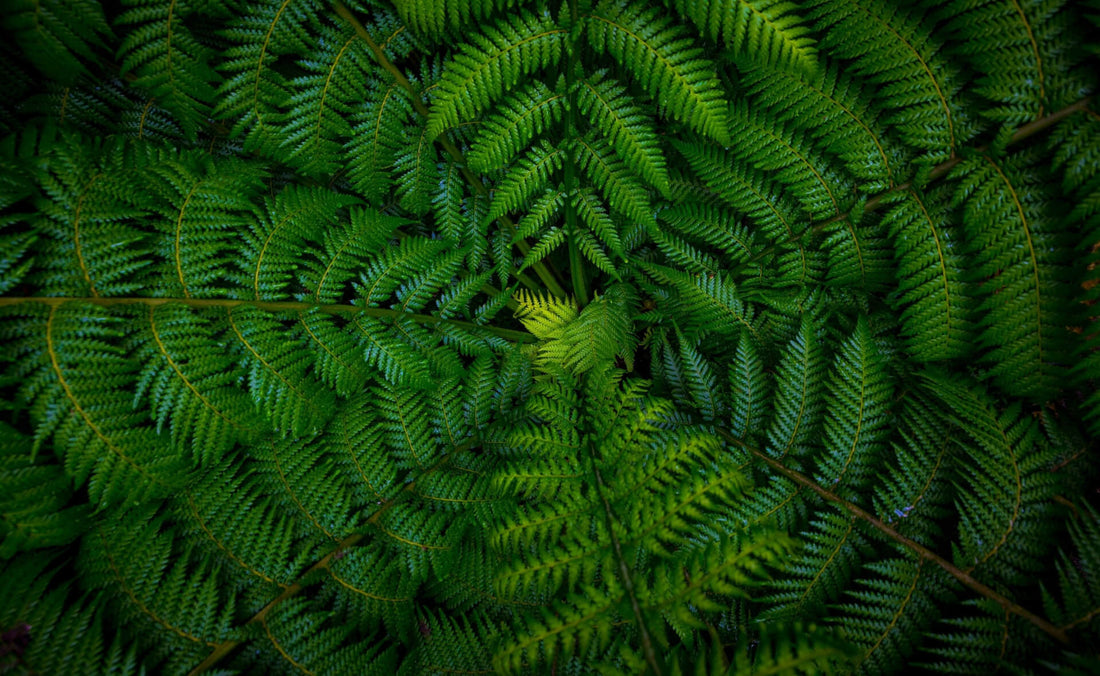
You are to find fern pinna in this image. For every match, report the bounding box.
[0,0,1098,673]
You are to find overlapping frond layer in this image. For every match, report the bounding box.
[0,0,1097,672]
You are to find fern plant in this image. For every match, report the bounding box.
[1,0,1099,673]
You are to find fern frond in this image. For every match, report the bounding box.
[880,185,976,361]
[953,150,1073,400]
[80,505,236,669]
[146,152,267,299]
[765,314,827,464]
[586,0,731,145]
[738,59,906,190]
[215,0,325,151]
[235,184,359,302]
[807,0,975,160]
[426,10,567,139]
[573,133,655,230]
[763,507,869,619]
[467,78,567,173]
[132,303,264,465]
[2,0,111,84]
[665,0,817,73]
[0,422,90,558]
[347,76,416,204]
[115,0,220,140]
[576,69,670,196]
[815,315,894,497]
[1,302,182,506]
[947,0,1072,125]
[924,370,1058,587]
[488,139,565,223]
[834,557,949,675]
[299,207,402,304]
[225,304,336,436]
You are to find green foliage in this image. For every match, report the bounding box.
[0,0,1098,674]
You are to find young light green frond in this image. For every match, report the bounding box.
[806,0,975,160]
[881,185,976,362]
[576,70,670,196]
[2,0,111,84]
[666,0,818,73]
[586,0,731,145]
[467,79,567,173]
[953,150,1073,400]
[116,0,220,140]
[426,10,567,139]
[514,289,579,340]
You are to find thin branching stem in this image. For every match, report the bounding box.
[716,429,1071,645]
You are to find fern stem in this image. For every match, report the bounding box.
[590,455,663,675]
[0,296,536,343]
[332,1,569,300]
[562,9,590,308]
[716,429,1072,645]
[732,97,1093,274]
